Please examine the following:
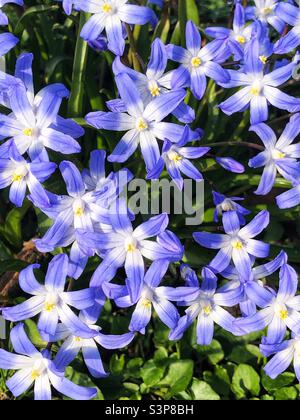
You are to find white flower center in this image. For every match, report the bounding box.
[272,149,286,160]
[168,150,182,163]
[124,236,138,252]
[102,2,115,14]
[250,80,264,96]
[44,292,58,312]
[136,117,148,132]
[73,198,85,217]
[191,56,202,68]
[274,302,289,320]
[31,357,47,380]
[231,237,244,251]
[11,164,28,182]
[148,80,161,97]
[221,199,235,212]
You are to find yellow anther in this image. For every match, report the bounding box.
[23,128,34,137]
[149,85,160,97]
[272,150,286,160]
[191,57,202,68]
[74,207,84,217]
[279,309,288,320]
[74,337,82,343]
[142,299,152,308]
[259,55,268,64]
[262,7,273,15]
[203,306,212,315]
[126,243,136,252]
[31,370,40,380]
[102,3,112,13]
[236,35,246,44]
[136,117,148,131]
[169,151,182,163]
[12,174,23,182]
[44,302,56,312]
[250,87,261,96]
[232,240,243,250]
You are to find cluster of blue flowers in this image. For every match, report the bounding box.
[0,0,299,400]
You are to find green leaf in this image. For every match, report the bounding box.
[14,5,59,36]
[0,203,30,248]
[232,364,261,399]
[140,360,165,387]
[190,378,220,400]
[159,359,194,398]
[109,354,125,375]
[274,386,298,400]
[0,259,29,275]
[228,344,262,365]
[203,366,231,397]
[195,339,224,365]
[126,358,143,380]
[261,371,295,392]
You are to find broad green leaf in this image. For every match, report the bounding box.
[232,364,261,399]
[228,344,262,365]
[109,354,125,375]
[159,359,194,398]
[261,371,295,392]
[190,378,220,400]
[274,386,298,400]
[204,366,231,397]
[195,339,225,365]
[140,360,165,387]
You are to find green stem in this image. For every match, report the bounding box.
[68,13,89,117]
[126,24,143,72]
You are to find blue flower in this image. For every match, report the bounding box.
[193,210,270,279]
[220,251,285,316]
[260,334,300,381]
[115,260,180,334]
[219,39,300,124]
[235,259,300,344]
[0,323,97,400]
[0,0,23,25]
[79,199,184,302]
[33,157,127,279]
[212,191,251,225]
[0,53,83,161]
[147,126,210,190]
[274,2,300,54]
[166,20,230,100]
[245,0,285,33]
[86,73,197,174]
[168,266,242,345]
[206,3,254,61]
[113,38,195,123]
[215,157,245,173]
[249,115,300,195]
[276,182,300,210]
[50,313,134,378]
[0,32,18,57]
[56,0,74,15]
[2,254,96,339]
[0,140,56,207]
[76,0,157,56]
